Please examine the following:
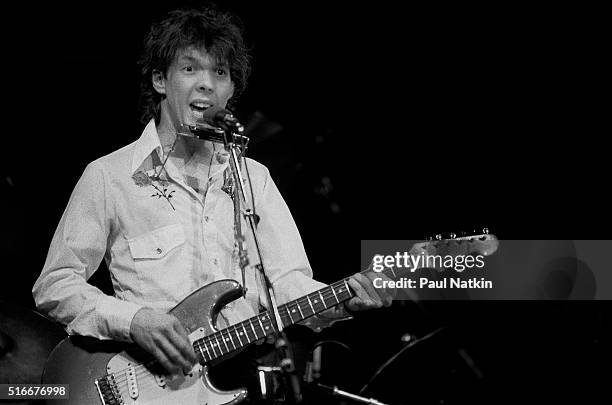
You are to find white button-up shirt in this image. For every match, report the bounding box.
[33,120,347,342]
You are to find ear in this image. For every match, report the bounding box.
[152,69,166,95]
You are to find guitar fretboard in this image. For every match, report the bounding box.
[192,278,354,363]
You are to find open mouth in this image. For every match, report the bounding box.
[189,101,213,120]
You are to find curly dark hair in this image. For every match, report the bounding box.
[138,5,252,124]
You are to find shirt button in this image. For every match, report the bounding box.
[156,248,163,255]
[213,258,219,265]
[204,216,210,222]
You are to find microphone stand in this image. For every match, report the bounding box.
[184,121,303,404]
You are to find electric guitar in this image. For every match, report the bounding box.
[42,233,498,404]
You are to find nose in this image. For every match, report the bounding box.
[196,71,215,94]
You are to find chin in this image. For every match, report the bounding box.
[178,116,194,127]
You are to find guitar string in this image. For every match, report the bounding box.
[109,269,408,383]
[111,262,430,383]
[108,249,484,393]
[115,241,488,381]
[113,263,405,378]
[109,281,357,381]
[107,240,481,381]
[183,280,353,353]
[110,285,355,383]
[114,374,184,397]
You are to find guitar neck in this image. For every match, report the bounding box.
[191,276,358,363]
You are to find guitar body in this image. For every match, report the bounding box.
[42,280,248,405]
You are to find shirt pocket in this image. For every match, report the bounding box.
[128,223,185,259]
[127,223,189,303]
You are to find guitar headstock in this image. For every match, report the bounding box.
[363,228,499,276]
[411,228,499,258]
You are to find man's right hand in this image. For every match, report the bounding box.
[130,308,197,375]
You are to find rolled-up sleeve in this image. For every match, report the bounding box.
[254,165,351,331]
[32,162,143,341]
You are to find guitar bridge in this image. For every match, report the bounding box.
[95,374,125,405]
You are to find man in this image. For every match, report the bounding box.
[33,5,392,378]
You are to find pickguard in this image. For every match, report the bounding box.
[102,328,246,405]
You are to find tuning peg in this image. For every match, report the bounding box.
[448,232,457,239]
[435,234,443,241]
[482,227,489,235]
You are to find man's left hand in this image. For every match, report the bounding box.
[345,271,395,312]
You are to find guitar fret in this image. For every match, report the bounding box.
[296,302,305,319]
[196,342,208,362]
[290,303,301,320]
[227,329,237,350]
[234,325,244,347]
[265,314,276,333]
[208,338,219,357]
[249,320,258,339]
[331,285,340,304]
[279,308,290,326]
[220,332,230,352]
[257,316,268,335]
[286,305,295,323]
[241,323,251,343]
[306,295,315,314]
[343,279,352,298]
[202,340,212,360]
[214,335,224,355]
[319,291,327,309]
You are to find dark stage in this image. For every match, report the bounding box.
[1,1,609,404]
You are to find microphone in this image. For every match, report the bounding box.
[200,105,242,129]
[178,106,248,144]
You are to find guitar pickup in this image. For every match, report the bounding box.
[126,364,139,399]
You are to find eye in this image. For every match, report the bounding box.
[182,65,194,72]
[216,68,228,76]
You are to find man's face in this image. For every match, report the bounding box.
[154,46,235,130]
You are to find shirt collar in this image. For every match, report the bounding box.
[131,119,163,175]
[130,119,232,182]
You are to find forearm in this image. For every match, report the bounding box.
[33,266,143,341]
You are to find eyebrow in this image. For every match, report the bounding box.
[177,55,198,63]
[177,55,229,67]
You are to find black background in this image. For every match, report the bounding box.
[1,1,609,403]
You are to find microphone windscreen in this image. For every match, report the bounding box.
[199,105,230,125]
